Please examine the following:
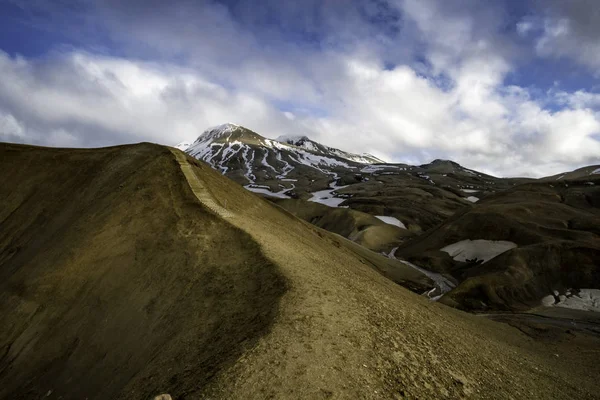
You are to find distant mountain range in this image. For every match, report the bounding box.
[179,123,530,200]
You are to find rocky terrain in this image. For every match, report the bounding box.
[1,142,599,399]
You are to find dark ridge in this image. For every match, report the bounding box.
[0,143,286,400]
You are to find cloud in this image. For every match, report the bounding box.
[1,0,599,177]
[516,21,534,37]
[520,0,600,73]
[0,50,310,148]
[0,112,25,138]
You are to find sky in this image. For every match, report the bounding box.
[1,0,600,177]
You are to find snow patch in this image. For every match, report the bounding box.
[375,216,406,229]
[309,189,347,207]
[361,165,387,173]
[465,196,479,203]
[218,141,243,173]
[275,152,294,179]
[241,146,256,183]
[309,181,349,208]
[244,185,291,199]
[541,289,600,312]
[591,168,600,175]
[417,174,435,185]
[260,149,279,174]
[387,247,455,299]
[440,239,517,263]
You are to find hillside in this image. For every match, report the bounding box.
[0,142,286,399]
[270,198,415,254]
[395,178,600,311]
[1,143,599,399]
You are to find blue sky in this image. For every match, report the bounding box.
[1,0,600,176]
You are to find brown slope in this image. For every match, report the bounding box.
[0,143,285,399]
[0,143,599,399]
[174,149,599,399]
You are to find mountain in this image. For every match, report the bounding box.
[182,124,600,314]
[185,123,373,199]
[540,164,600,182]
[276,134,384,164]
[2,142,599,399]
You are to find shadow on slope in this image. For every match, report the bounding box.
[0,143,285,400]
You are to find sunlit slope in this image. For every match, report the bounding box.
[0,143,598,399]
[174,149,599,399]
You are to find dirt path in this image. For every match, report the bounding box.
[170,148,233,218]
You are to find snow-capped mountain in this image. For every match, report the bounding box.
[182,123,528,210]
[276,134,384,164]
[184,123,380,197]
[174,141,192,151]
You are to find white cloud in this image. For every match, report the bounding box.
[516,21,534,37]
[0,50,310,147]
[300,54,600,177]
[554,90,600,109]
[0,112,25,138]
[520,1,600,74]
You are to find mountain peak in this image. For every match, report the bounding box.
[215,122,240,128]
[276,134,310,145]
[430,159,459,165]
[204,122,241,135]
[193,123,264,145]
